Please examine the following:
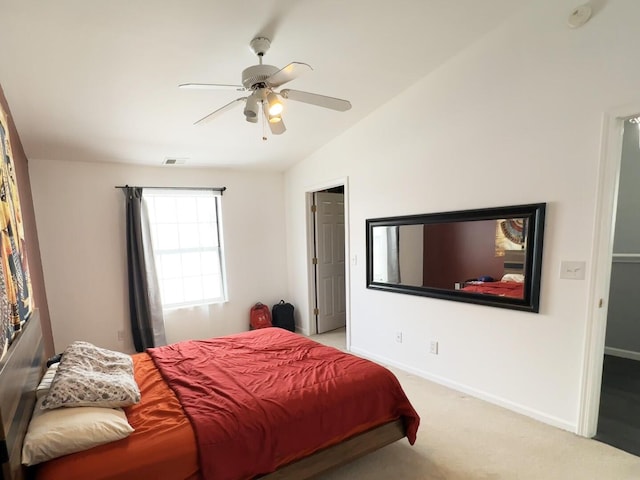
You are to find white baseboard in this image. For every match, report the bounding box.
[350,346,576,434]
[604,346,640,361]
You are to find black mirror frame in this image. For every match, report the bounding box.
[366,203,546,313]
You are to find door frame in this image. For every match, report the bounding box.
[578,103,640,437]
[305,177,350,347]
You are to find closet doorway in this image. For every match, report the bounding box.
[594,115,640,455]
[581,103,640,442]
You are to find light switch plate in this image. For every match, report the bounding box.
[560,261,586,280]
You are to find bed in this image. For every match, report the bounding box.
[0,314,420,480]
[461,249,526,299]
[461,280,524,298]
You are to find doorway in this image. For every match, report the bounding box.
[594,115,640,454]
[579,104,640,442]
[312,186,346,334]
[305,179,350,338]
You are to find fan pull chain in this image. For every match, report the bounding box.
[261,101,268,141]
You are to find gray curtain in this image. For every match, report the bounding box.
[386,226,401,284]
[124,187,166,351]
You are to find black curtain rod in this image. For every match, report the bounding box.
[115,185,226,194]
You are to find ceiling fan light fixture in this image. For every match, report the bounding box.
[266,92,283,115]
[243,93,259,119]
[268,113,282,124]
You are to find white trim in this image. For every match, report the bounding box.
[304,193,316,334]
[296,326,311,336]
[604,347,640,362]
[304,177,351,350]
[351,346,576,433]
[578,103,640,437]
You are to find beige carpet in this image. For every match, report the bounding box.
[311,329,640,480]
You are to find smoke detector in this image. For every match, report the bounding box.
[568,4,592,28]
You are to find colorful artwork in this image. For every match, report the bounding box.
[0,104,33,361]
[495,218,527,257]
[0,259,10,362]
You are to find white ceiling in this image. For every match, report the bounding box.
[0,0,530,171]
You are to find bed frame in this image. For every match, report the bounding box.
[262,418,405,479]
[0,310,44,480]
[0,313,406,480]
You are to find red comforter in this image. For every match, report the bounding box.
[147,328,419,480]
[462,281,524,298]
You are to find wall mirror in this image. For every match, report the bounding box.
[366,203,546,312]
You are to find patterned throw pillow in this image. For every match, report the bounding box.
[41,341,140,409]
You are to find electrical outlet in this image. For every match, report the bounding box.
[395,331,403,343]
[429,340,439,355]
[117,330,124,341]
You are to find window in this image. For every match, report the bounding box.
[144,189,227,309]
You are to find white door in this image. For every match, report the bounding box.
[314,192,346,333]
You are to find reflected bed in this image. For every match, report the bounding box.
[461,280,524,298]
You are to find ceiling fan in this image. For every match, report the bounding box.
[179,37,352,135]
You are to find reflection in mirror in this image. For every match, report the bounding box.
[372,225,424,286]
[372,220,528,296]
[366,204,545,313]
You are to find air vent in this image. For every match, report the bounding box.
[163,158,187,165]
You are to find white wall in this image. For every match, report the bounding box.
[29,159,288,352]
[284,0,640,433]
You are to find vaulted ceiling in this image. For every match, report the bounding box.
[0,0,530,170]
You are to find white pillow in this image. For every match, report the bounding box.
[502,273,525,283]
[22,397,134,466]
[35,363,59,400]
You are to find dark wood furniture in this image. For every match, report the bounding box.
[262,419,405,479]
[0,310,44,480]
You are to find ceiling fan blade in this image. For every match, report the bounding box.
[194,98,246,125]
[279,89,351,111]
[266,62,312,88]
[180,83,246,92]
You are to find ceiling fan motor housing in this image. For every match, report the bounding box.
[242,64,279,90]
[249,37,271,57]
